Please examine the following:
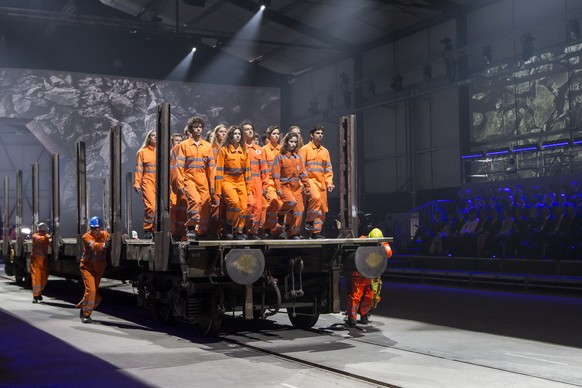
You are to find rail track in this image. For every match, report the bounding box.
[3,271,581,388]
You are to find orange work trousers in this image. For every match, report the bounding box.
[170,190,177,235]
[306,183,327,233]
[141,180,156,233]
[77,258,107,317]
[245,177,264,235]
[221,175,247,233]
[346,272,380,319]
[183,180,211,235]
[170,190,188,239]
[262,184,282,232]
[30,255,49,297]
[208,195,225,237]
[278,184,304,237]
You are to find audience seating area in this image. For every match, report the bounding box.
[385,180,582,290]
[410,182,582,260]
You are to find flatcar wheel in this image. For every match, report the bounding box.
[194,303,223,337]
[253,308,265,320]
[287,295,319,330]
[194,311,222,337]
[13,263,27,286]
[152,302,174,324]
[4,258,14,277]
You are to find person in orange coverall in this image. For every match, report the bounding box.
[299,125,334,239]
[215,125,251,239]
[173,117,216,239]
[133,129,157,239]
[31,222,51,303]
[271,132,310,239]
[346,228,392,326]
[284,125,304,148]
[208,124,227,238]
[261,125,283,237]
[170,127,192,239]
[169,132,184,237]
[242,122,268,239]
[77,216,110,324]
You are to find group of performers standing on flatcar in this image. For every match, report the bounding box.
[133,117,335,241]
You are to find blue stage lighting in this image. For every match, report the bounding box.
[461,152,485,159]
[485,148,510,156]
[512,144,539,153]
[541,139,570,149]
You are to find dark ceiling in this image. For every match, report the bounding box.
[0,0,499,85]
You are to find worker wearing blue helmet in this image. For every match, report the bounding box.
[76,216,110,324]
[31,222,52,304]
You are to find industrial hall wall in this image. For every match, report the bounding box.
[0,67,280,236]
[285,0,582,217]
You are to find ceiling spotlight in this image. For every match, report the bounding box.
[249,55,263,63]
[192,47,197,53]
[258,0,271,11]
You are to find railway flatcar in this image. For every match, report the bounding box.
[1,106,391,336]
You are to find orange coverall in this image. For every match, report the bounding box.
[134,145,156,233]
[207,145,225,237]
[170,142,187,238]
[272,151,310,238]
[215,144,251,233]
[77,230,109,318]
[245,142,269,235]
[299,141,333,234]
[347,241,391,320]
[30,232,51,298]
[174,138,215,236]
[261,143,282,232]
[347,273,380,320]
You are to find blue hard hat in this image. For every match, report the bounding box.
[89,216,103,229]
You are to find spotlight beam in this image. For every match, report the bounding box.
[166,50,195,81]
[225,0,353,49]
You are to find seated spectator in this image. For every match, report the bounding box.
[413,211,446,255]
[564,203,582,259]
[448,209,479,256]
[476,207,501,257]
[538,205,556,258]
[430,210,461,256]
[546,204,570,259]
[491,207,515,257]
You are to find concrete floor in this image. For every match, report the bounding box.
[1,265,582,388]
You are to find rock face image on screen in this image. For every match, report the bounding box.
[469,43,582,181]
[0,68,280,235]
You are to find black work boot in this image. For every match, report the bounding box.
[277,214,285,226]
[186,227,196,240]
[259,228,269,239]
[360,314,369,324]
[224,224,234,240]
